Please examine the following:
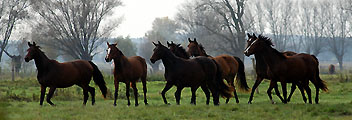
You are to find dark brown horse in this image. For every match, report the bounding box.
[246,33,307,104]
[24,42,107,106]
[187,38,249,104]
[105,42,148,106]
[150,41,233,105]
[167,41,190,59]
[244,35,328,104]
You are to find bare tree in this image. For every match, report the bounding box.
[324,0,349,70]
[177,0,253,60]
[31,0,123,60]
[0,0,29,65]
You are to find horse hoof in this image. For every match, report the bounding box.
[113,104,117,106]
[135,104,139,107]
[271,101,276,104]
[236,100,239,104]
[248,101,252,104]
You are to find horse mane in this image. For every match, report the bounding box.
[198,44,209,57]
[258,35,286,59]
[176,45,190,59]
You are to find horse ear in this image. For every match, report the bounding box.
[247,33,251,38]
[171,41,174,44]
[28,42,32,47]
[107,42,110,46]
[33,42,36,46]
[188,38,192,43]
[194,38,197,43]
[253,33,257,38]
[158,41,161,45]
[152,41,157,46]
[167,41,170,46]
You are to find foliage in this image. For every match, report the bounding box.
[114,36,137,57]
[30,0,123,60]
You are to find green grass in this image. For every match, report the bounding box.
[0,74,352,120]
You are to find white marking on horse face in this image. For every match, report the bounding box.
[244,39,257,54]
[106,48,111,59]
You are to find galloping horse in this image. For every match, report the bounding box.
[150,41,233,105]
[246,33,307,104]
[105,42,148,106]
[167,41,190,59]
[187,38,249,104]
[244,35,328,104]
[24,42,107,106]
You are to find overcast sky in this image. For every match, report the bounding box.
[110,0,186,38]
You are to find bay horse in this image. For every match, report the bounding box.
[105,42,148,106]
[167,41,190,59]
[244,35,328,104]
[150,41,233,105]
[24,42,107,106]
[246,33,307,104]
[187,38,249,104]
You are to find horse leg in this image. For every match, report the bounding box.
[141,76,148,105]
[88,86,95,105]
[225,76,238,104]
[46,87,56,106]
[273,83,285,103]
[131,82,139,106]
[201,85,210,105]
[161,82,173,105]
[40,85,47,106]
[295,81,307,103]
[248,76,263,104]
[190,87,197,105]
[175,86,183,105]
[280,82,288,104]
[267,81,276,104]
[125,82,131,106]
[287,83,296,102]
[304,83,312,104]
[113,80,119,106]
[82,86,89,105]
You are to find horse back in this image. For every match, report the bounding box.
[127,56,147,77]
[213,55,238,76]
[49,60,93,88]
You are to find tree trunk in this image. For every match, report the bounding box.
[337,56,343,70]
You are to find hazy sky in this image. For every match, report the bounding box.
[111,0,186,38]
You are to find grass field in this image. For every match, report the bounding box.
[0,74,352,120]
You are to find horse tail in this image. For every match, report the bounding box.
[88,61,107,98]
[233,56,250,92]
[212,59,234,98]
[311,55,328,92]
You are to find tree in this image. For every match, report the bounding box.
[31,0,123,60]
[114,36,137,57]
[0,0,29,74]
[176,0,253,59]
[325,0,349,70]
[140,17,180,72]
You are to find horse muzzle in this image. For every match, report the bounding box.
[105,58,112,62]
[150,59,156,64]
[24,57,30,62]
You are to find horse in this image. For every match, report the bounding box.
[186,38,249,104]
[105,42,148,106]
[167,41,190,59]
[24,42,107,106]
[246,33,307,104]
[244,35,328,104]
[150,41,233,105]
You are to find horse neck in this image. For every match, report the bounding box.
[259,47,286,71]
[198,47,210,57]
[34,52,51,72]
[176,49,189,59]
[161,51,182,69]
[254,54,268,71]
[113,55,130,72]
